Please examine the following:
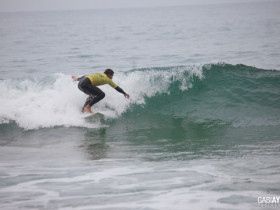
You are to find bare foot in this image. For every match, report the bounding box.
[83,105,93,114]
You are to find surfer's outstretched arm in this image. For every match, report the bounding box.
[72,76,79,81]
[115,86,130,99]
[72,76,85,82]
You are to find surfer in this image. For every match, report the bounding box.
[72,69,130,113]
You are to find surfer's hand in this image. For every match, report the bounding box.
[72,76,78,81]
[124,94,130,99]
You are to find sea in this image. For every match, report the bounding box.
[0,1,280,210]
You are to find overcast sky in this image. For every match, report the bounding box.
[0,0,266,12]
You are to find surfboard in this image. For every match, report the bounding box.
[83,112,105,123]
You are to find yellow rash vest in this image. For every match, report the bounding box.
[85,73,117,88]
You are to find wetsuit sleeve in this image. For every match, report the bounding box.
[115,86,126,94]
[77,76,85,81]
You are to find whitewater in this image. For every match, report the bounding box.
[1,1,280,210]
[0,65,204,130]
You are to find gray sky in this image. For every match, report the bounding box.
[0,0,266,12]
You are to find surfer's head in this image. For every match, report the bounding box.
[104,69,114,79]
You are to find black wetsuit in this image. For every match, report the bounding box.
[78,77,105,108]
[78,76,126,109]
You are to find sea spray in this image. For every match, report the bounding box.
[0,74,89,129]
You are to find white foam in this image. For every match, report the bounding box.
[0,66,203,130]
[0,74,90,130]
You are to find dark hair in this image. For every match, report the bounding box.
[104,69,114,76]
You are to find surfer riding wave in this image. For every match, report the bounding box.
[72,69,130,114]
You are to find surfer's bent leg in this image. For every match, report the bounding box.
[87,86,105,106]
[83,96,94,108]
[78,77,105,107]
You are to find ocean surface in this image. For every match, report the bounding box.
[1,1,280,210]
